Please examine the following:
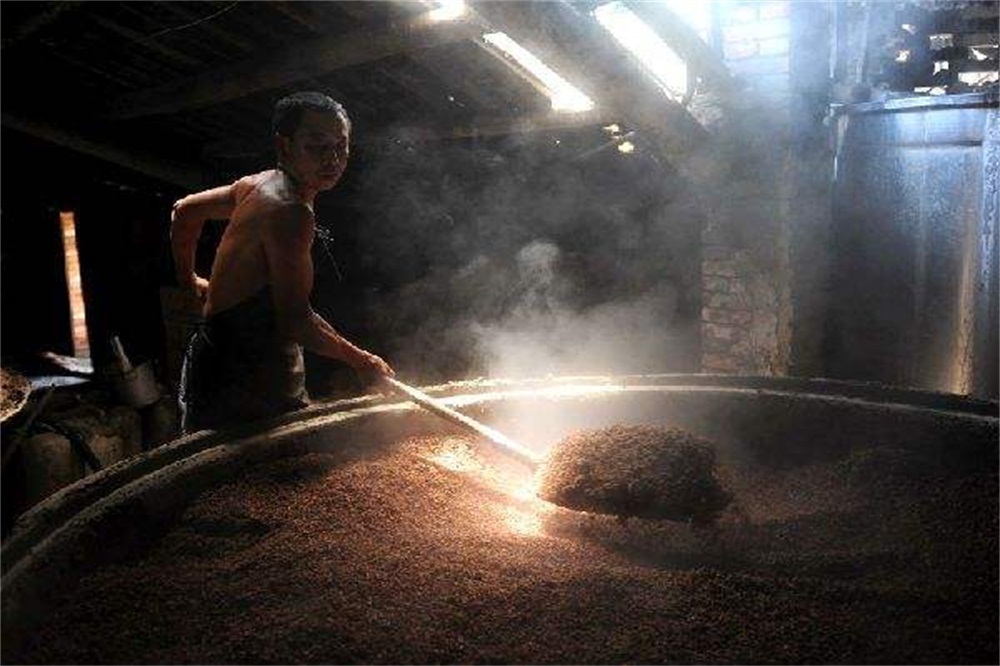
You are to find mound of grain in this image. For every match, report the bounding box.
[1,366,31,422]
[538,424,732,524]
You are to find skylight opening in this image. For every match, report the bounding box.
[427,0,466,22]
[593,2,688,102]
[482,32,594,112]
[959,70,999,86]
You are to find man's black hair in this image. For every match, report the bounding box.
[272,92,350,137]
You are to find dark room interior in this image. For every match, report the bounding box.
[1,1,998,664]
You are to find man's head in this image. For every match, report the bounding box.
[273,92,351,193]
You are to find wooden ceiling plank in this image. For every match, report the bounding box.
[153,2,258,56]
[106,14,483,120]
[112,2,241,64]
[76,35,190,87]
[408,46,514,112]
[40,38,136,90]
[88,14,203,70]
[376,59,465,117]
[1,2,83,51]
[39,17,193,91]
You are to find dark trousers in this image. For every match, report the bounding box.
[179,325,308,435]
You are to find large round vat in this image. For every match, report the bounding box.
[2,375,997,664]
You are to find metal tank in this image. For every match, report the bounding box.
[829,91,1000,399]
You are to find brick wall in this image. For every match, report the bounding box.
[696,0,832,376]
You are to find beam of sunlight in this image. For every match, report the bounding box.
[594,1,688,102]
[482,32,595,112]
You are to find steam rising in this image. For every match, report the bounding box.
[472,240,684,377]
[340,130,703,382]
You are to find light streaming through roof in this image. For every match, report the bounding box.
[482,32,595,112]
[594,1,688,102]
[660,0,713,41]
[959,70,999,86]
[428,0,466,22]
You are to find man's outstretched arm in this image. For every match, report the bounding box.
[264,205,394,381]
[171,184,237,299]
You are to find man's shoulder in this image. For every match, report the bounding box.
[255,195,313,242]
[237,172,312,221]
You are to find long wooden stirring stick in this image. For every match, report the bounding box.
[383,377,542,469]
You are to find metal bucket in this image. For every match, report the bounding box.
[106,361,160,409]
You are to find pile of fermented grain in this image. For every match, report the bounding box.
[538,424,732,524]
[4,432,996,664]
[0,366,31,422]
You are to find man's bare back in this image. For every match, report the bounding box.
[205,169,308,316]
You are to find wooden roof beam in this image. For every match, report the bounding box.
[1,113,203,189]
[105,13,483,120]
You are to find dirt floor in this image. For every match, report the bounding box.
[6,431,998,664]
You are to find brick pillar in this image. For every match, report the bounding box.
[696,0,831,377]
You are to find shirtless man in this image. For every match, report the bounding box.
[172,92,394,433]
